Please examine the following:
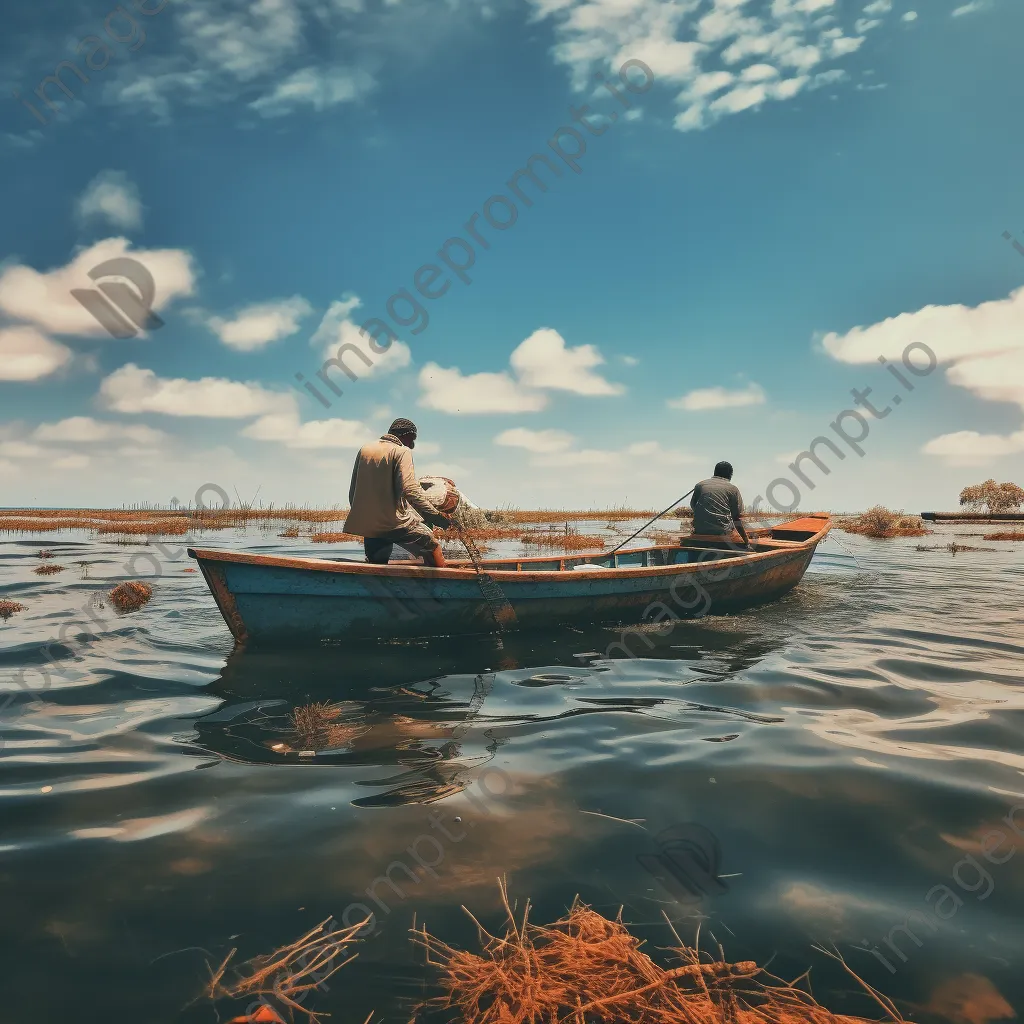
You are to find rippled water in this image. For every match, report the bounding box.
[2,524,1023,1023]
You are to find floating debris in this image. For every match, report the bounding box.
[289,702,368,752]
[108,581,153,613]
[411,882,897,1024]
[205,916,367,1023]
[0,600,27,622]
[33,564,65,576]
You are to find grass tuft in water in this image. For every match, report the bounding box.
[33,564,65,575]
[108,581,153,612]
[0,599,27,621]
[839,507,928,539]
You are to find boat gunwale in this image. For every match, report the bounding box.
[187,515,831,584]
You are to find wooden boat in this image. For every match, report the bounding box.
[188,515,831,646]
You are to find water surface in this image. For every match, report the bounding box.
[1,524,1022,1023]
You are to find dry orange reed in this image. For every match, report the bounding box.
[310,532,360,543]
[108,581,153,612]
[33,564,65,575]
[839,508,928,539]
[984,531,1024,541]
[499,508,658,524]
[205,916,369,1024]
[521,533,607,552]
[0,599,27,621]
[411,883,899,1024]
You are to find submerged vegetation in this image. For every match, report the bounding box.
[205,916,367,1023]
[411,883,895,1024]
[838,507,929,539]
[199,883,895,1024]
[0,599,27,621]
[108,581,153,613]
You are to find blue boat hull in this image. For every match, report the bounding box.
[189,518,829,645]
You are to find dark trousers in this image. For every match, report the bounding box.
[364,538,395,564]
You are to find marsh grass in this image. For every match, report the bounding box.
[37,550,54,559]
[521,532,607,551]
[310,532,360,543]
[0,600,26,621]
[984,532,1024,541]
[839,507,929,539]
[108,581,153,613]
[411,881,896,1024]
[33,564,65,575]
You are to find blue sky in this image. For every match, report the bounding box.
[1,0,1022,511]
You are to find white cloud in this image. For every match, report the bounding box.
[509,328,623,396]
[531,0,887,133]
[241,410,369,449]
[419,364,547,415]
[625,440,702,465]
[312,298,411,380]
[33,417,166,445]
[420,329,622,415]
[75,170,143,232]
[100,363,294,418]
[251,66,375,117]
[0,326,73,381]
[922,430,1024,466]
[534,448,621,468]
[0,237,195,337]
[821,285,1024,411]
[495,427,575,453]
[208,296,312,351]
[52,454,91,471]
[620,355,640,366]
[902,11,918,21]
[668,382,767,411]
[951,1,984,15]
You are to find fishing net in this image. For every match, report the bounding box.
[420,476,489,529]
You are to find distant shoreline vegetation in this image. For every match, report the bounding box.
[12,0,169,128]
[292,58,655,411]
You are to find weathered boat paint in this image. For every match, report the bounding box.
[188,515,831,645]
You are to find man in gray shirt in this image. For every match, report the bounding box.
[689,461,751,547]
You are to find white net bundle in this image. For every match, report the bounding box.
[418,476,489,529]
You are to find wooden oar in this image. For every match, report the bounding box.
[606,487,696,559]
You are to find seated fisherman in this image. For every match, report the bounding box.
[689,461,752,549]
[344,418,451,567]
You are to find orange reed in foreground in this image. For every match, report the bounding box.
[411,883,899,1024]
[108,581,153,613]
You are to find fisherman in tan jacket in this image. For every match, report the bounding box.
[344,418,451,566]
